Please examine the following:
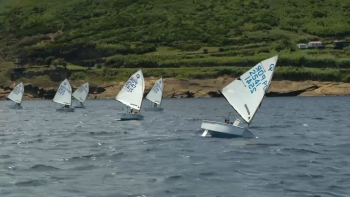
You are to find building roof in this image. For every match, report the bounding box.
[308,41,322,43]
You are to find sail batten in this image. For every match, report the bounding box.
[221,55,278,124]
[115,69,145,110]
[7,82,24,103]
[53,79,73,105]
[72,82,89,103]
[145,77,163,105]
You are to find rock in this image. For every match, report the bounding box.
[266,85,320,97]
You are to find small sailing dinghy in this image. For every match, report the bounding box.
[115,69,145,120]
[7,82,24,109]
[53,79,75,112]
[72,82,89,108]
[144,77,164,111]
[201,55,279,138]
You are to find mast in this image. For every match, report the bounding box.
[139,69,144,113]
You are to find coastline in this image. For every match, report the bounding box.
[1,78,350,100]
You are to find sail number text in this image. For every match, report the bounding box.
[12,84,23,95]
[58,85,71,95]
[152,82,162,93]
[78,85,88,93]
[124,77,138,92]
[245,65,269,94]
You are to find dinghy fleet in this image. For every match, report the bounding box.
[5,55,278,139]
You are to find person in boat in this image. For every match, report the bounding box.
[80,102,84,106]
[224,119,229,124]
[153,103,157,108]
[130,109,137,114]
[63,105,69,108]
[15,103,21,106]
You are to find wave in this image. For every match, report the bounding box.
[30,164,60,171]
[281,148,319,154]
[15,179,47,187]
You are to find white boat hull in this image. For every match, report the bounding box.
[56,108,75,112]
[143,107,163,111]
[8,105,23,109]
[120,113,144,121]
[201,120,256,138]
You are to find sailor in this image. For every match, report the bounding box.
[224,119,229,124]
[153,103,157,108]
[63,105,69,108]
[80,102,83,106]
[131,109,137,114]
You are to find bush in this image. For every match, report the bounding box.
[44,56,55,66]
[71,72,86,80]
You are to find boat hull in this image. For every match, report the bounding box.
[201,120,256,138]
[119,113,144,121]
[143,107,163,111]
[74,105,85,109]
[56,108,75,112]
[8,105,23,109]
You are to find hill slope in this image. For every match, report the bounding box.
[0,0,349,70]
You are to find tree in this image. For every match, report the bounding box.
[52,59,58,68]
[44,56,55,67]
[61,61,68,69]
[36,58,44,65]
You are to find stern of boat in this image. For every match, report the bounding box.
[8,105,23,109]
[56,108,75,112]
[143,107,164,112]
[120,113,144,121]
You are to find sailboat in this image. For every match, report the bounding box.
[53,79,75,112]
[201,55,279,138]
[72,82,89,108]
[7,82,24,109]
[115,69,145,120]
[144,77,164,111]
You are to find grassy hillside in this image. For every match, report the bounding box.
[0,0,350,82]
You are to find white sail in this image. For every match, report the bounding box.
[72,82,89,103]
[221,55,278,124]
[145,77,163,105]
[115,69,145,110]
[53,79,73,105]
[7,82,24,103]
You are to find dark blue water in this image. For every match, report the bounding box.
[0,97,349,197]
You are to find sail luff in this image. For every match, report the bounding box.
[247,56,278,125]
[138,69,144,112]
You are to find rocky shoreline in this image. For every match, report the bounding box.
[1,77,350,100]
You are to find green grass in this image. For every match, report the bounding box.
[0,66,347,88]
[20,75,55,88]
[66,64,86,70]
[75,67,350,84]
